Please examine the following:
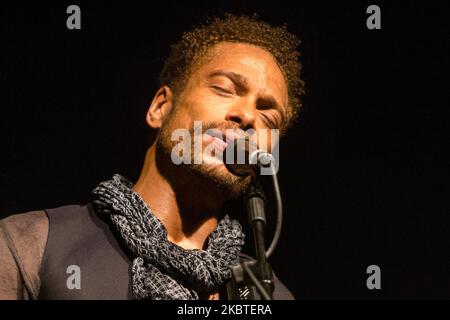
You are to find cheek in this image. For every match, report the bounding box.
[178,89,231,122]
[253,128,278,153]
[160,104,190,134]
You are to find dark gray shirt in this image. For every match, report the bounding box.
[0,204,294,300]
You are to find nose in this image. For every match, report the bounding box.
[224,100,256,131]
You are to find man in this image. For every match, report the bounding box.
[0,14,304,300]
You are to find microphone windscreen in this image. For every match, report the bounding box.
[223,138,258,177]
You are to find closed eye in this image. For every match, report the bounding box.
[211,86,233,95]
[257,105,272,111]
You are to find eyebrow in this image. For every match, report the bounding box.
[206,70,250,92]
[206,70,285,116]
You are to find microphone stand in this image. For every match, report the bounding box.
[224,144,283,300]
[227,178,275,300]
[245,180,274,299]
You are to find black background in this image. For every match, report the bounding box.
[1,1,448,299]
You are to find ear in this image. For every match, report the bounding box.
[146,86,175,129]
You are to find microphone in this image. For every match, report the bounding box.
[223,138,275,177]
[225,138,283,300]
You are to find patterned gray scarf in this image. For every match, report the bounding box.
[91,174,245,300]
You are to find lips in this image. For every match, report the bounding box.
[203,134,228,151]
[205,128,246,145]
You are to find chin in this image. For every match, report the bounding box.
[190,161,251,199]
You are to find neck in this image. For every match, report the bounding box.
[132,146,224,250]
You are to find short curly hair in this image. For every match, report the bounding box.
[159,13,305,131]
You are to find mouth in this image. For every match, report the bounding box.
[201,128,252,164]
[203,133,228,152]
[202,128,233,153]
[204,128,247,146]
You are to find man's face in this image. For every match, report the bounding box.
[158,42,288,198]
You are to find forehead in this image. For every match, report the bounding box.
[194,42,288,107]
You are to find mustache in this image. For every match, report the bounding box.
[199,121,242,133]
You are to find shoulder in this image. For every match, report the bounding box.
[0,209,48,299]
[0,209,49,263]
[0,204,99,299]
[1,210,48,242]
